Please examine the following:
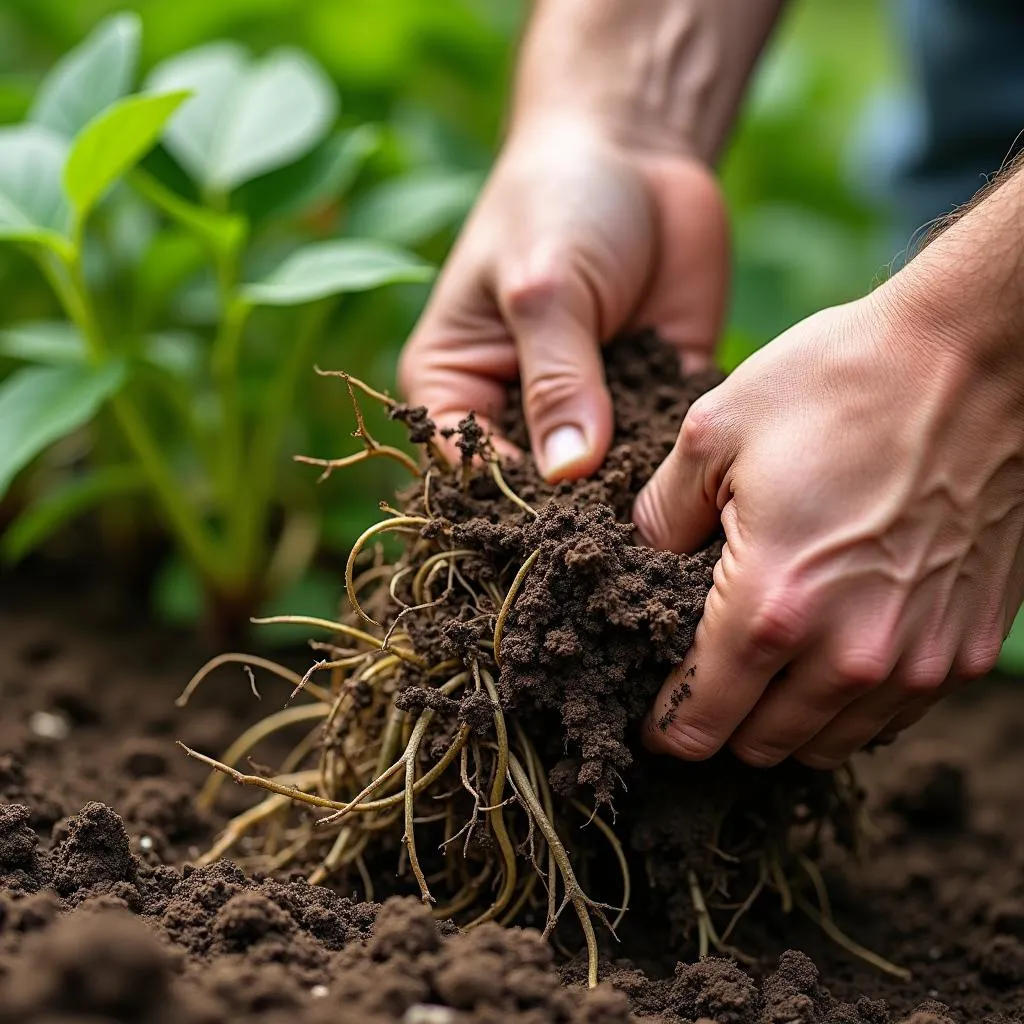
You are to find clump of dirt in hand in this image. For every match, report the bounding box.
[178,331,864,980]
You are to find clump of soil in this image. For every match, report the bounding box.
[176,331,863,974]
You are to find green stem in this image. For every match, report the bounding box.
[210,295,250,514]
[39,250,227,585]
[233,300,332,581]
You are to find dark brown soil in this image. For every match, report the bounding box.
[2,567,1023,1022]
[2,331,1023,1023]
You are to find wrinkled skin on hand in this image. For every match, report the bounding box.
[634,283,1024,769]
[399,119,728,481]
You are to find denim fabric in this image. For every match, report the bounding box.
[890,0,1024,230]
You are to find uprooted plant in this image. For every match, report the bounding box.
[178,333,910,986]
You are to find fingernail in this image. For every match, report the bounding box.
[541,425,588,481]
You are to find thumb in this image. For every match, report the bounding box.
[632,396,727,553]
[500,261,614,483]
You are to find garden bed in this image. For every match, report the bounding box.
[2,336,1024,1024]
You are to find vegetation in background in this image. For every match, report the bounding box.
[0,13,450,634]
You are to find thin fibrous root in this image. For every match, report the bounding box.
[295,446,420,481]
[489,458,537,517]
[571,799,631,932]
[493,549,541,667]
[508,751,602,989]
[179,743,354,811]
[687,869,752,964]
[251,614,425,667]
[795,856,911,980]
[195,702,330,811]
[198,770,321,864]
[464,669,517,927]
[177,654,332,708]
[345,517,431,626]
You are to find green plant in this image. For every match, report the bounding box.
[0,13,438,631]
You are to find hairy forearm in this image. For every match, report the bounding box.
[510,0,786,161]
[894,161,1024,379]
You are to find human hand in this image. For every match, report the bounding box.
[634,276,1024,769]
[399,118,728,481]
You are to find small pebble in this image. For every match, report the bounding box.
[310,985,329,999]
[404,1006,457,1024]
[29,710,69,741]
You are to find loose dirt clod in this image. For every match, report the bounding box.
[180,332,881,985]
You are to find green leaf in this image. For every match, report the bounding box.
[0,361,127,496]
[238,124,381,223]
[239,240,434,307]
[0,125,72,251]
[29,13,141,139]
[146,44,337,193]
[64,91,191,222]
[0,321,84,365]
[346,169,483,247]
[1,465,147,563]
[129,168,246,260]
[1000,607,1024,675]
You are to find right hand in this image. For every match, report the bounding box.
[399,118,729,481]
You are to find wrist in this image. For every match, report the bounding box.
[510,0,783,163]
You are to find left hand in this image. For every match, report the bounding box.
[633,276,1024,769]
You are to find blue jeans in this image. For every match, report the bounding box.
[890,0,1024,233]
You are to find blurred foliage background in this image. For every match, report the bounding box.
[0,0,911,635]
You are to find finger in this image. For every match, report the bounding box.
[795,631,962,767]
[729,649,899,769]
[634,156,729,374]
[399,264,521,465]
[792,678,921,770]
[632,389,731,553]
[498,256,613,482]
[643,540,808,760]
[729,594,906,767]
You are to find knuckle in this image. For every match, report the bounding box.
[747,590,811,657]
[502,267,568,319]
[678,394,719,457]
[900,654,950,694]
[523,370,589,423]
[955,635,1001,681]
[795,749,844,771]
[830,647,891,694]
[730,740,787,769]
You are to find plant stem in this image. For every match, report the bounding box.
[39,250,226,584]
[232,299,331,580]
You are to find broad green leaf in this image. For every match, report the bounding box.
[0,361,126,496]
[0,321,84,365]
[1,464,147,563]
[64,91,191,222]
[29,13,141,139]
[238,124,381,223]
[0,125,71,250]
[346,169,483,246]
[239,240,433,307]
[147,44,337,193]
[129,169,246,259]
